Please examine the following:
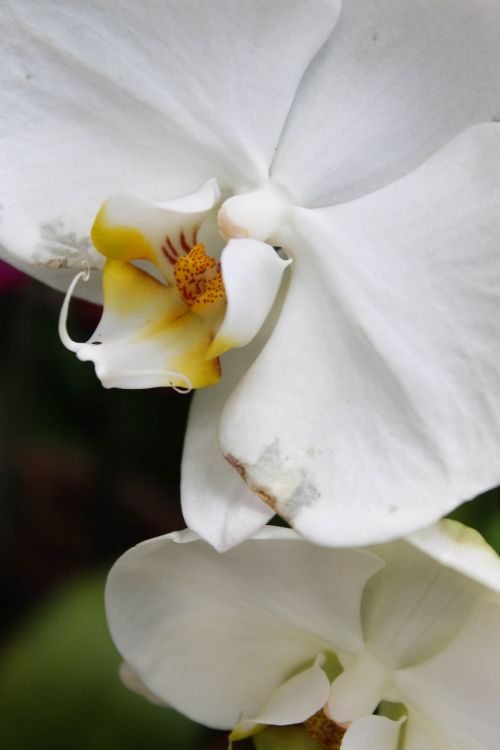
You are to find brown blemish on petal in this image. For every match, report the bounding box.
[225,441,320,519]
[225,453,281,512]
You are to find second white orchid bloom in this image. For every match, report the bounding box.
[2,1,500,548]
[106,520,500,750]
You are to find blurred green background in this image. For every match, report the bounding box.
[0,264,498,749]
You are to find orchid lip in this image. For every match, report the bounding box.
[58,265,195,393]
[58,181,290,393]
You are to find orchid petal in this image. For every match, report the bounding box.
[0,0,340,283]
[273,0,500,206]
[219,124,500,546]
[70,260,220,390]
[252,655,330,727]
[182,301,287,551]
[105,530,382,728]
[328,652,392,723]
[91,180,220,283]
[208,240,291,360]
[362,540,483,670]
[402,710,452,750]
[340,715,402,750]
[395,601,500,749]
[181,343,275,552]
[408,519,500,595]
[118,662,168,707]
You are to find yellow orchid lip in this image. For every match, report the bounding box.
[59,181,291,392]
[59,183,226,390]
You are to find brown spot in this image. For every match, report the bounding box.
[225,453,280,512]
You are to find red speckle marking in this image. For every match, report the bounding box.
[180,231,191,254]
[161,226,201,266]
[167,237,179,257]
[161,240,177,265]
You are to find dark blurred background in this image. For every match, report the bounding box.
[0,261,498,749]
[0,262,228,749]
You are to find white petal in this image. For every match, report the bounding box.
[219,124,500,546]
[118,662,168,707]
[328,651,391,723]
[408,519,500,595]
[395,601,500,749]
[362,539,484,669]
[208,239,291,359]
[402,710,453,750]
[273,0,500,205]
[181,340,274,552]
[0,0,340,281]
[253,656,330,726]
[105,531,382,728]
[340,715,403,750]
[182,288,289,552]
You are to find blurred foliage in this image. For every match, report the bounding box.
[0,572,206,750]
[449,487,500,553]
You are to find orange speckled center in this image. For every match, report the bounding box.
[304,711,346,750]
[173,243,225,309]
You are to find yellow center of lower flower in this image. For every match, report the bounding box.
[173,243,226,314]
[303,710,347,750]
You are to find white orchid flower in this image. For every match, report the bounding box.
[106,520,500,750]
[1,1,500,549]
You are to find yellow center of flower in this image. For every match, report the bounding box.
[173,243,225,313]
[303,710,347,750]
[71,185,268,391]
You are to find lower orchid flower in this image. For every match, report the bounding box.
[2,1,500,549]
[106,520,500,750]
